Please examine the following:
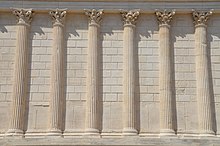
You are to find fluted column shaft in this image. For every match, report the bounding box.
[85,22,99,134]
[159,24,175,135]
[48,9,66,136]
[155,10,176,135]
[8,24,29,135]
[123,24,137,135]
[120,9,140,135]
[84,9,103,135]
[6,8,33,137]
[193,10,214,136]
[195,25,214,135]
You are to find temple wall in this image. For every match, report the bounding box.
[1,0,220,145]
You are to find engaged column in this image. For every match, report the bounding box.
[48,9,67,136]
[155,10,176,136]
[192,10,215,136]
[120,9,140,135]
[84,9,103,135]
[6,8,33,137]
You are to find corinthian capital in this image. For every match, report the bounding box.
[155,9,175,26]
[120,9,140,26]
[192,9,213,26]
[12,8,33,25]
[49,9,67,26]
[84,9,104,25]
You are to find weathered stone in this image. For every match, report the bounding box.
[0,1,220,146]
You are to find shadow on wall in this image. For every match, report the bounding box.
[24,14,47,132]
[0,13,15,132]
[65,14,88,38]
[170,14,196,132]
[207,32,217,134]
[1,11,220,134]
[101,14,123,38]
[171,14,218,133]
[99,14,124,131]
[0,12,14,33]
[0,26,8,33]
[206,14,220,133]
[171,14,195,132]
[62,23,68,133]
[136,14,159,132]
[64,13,88,130]
[136,14,158,40]
[171,14,194,42]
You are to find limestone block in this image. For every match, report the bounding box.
[0,2,219,145]
[0,102,10,131]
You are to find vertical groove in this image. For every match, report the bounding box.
[7,24,29,135]
[159,25,175,135]
[123,25,137,135]
[48,24,65,135]
[85,24,99,134]
[195,25,214,135]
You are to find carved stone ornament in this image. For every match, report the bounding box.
[12,8,33,25]
[84,9,104,25]
[49,9,67,26]
[155,9,175,25]
[192,9,213,26]
[120,9,140,26]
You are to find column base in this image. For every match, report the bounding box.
[199,130,215,137]
[84,128,100,136]
[47,128,62,137]
[123,128,138,136]
[160,129,176,137]
[5,129,24,138]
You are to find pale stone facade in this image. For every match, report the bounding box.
[1,0,220,145]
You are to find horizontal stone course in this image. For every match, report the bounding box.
[0,2,220,145]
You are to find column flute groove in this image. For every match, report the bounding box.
[120,9,140,136]
[192,10,215,136]
[84,9,103,135]
[48,9,67,136]
[6,8,33,137]
[155,9,176,136]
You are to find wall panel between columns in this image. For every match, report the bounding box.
[209,14,220,135]
[101,14,123,132]
[65,14,88,131]
[172,14,198,134]
[27,14,52,132]
[0,11,220,136]
[137,14,160,133]
[0,13,16,133]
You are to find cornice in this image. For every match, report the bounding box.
[1,0,220,13]
[5,0,220,1]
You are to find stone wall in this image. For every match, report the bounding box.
[1,0,220,145]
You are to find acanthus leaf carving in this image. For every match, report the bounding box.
[192,9,213,26]
[120,9,140,26]
[84,9,104,25]
[49,9,67,26]
[12,8,33,25]
[155,9,175,25]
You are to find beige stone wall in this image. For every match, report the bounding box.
[173,14,197,134]
[1,1,220,145]
[101,14,123,132]
[0,13,16,133]
[210,14,220,135]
